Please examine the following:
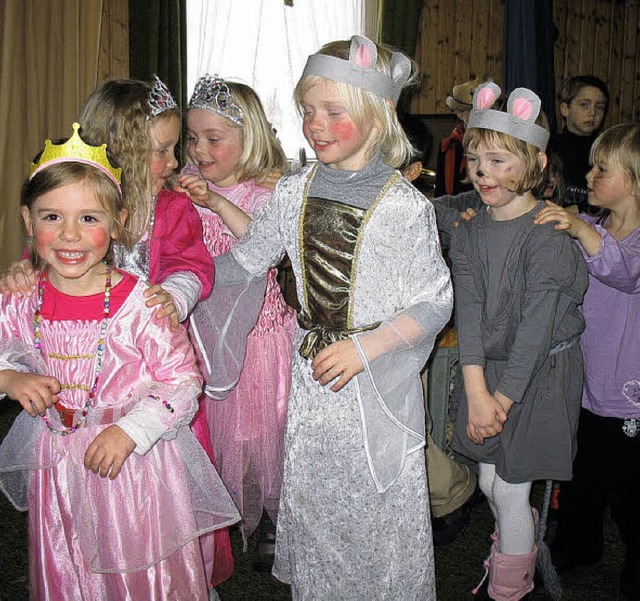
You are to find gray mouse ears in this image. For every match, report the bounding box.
[348,35,412,93]
[302,34,412,103]
[468,81,550,150]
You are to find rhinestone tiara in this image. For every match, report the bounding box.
[148,75,179,119]
[188,74,243,127]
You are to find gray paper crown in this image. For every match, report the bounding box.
[302,35,412,103]
[467,82,550,151]
[188,74,243,127]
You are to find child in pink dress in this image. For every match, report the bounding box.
[178,75,295,561]
[0,78,234,588]
[0,124,239,600]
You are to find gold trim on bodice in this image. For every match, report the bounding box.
[296,168,398,359]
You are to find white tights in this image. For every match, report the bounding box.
[478,462,534,555]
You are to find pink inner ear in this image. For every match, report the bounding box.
[512,98,533,120]
[355,44,373,68]
[476,87,496,109]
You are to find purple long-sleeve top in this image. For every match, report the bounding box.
[579,214,640,418]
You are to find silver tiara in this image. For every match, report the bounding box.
[147,75,178,119]
[188,74,244,127]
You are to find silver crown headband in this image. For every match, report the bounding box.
[467,82,550,151]
[147,75,178,119]
[188,74,244,127]
[301,34,412,103]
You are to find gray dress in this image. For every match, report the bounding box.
[228,156,452,599]
[449,202,588,482]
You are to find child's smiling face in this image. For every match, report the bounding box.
[22,182,124,294]
[186,109,244,187]
[301,79,379,171]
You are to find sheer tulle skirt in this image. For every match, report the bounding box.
[207,321,295,542]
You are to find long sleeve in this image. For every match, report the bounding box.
[114,300,203,455]
[231,178,289,276]
[149,189,215,300]
[449,223,486,367]
[496,232,586,403]
[350,189,453,492]
[582,219,640,294]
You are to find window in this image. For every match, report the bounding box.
[186,0,376,160]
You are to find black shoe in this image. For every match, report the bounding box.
[621,557,640,600]
[252,513,277,573]
[432,487,480,547]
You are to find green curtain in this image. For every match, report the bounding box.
[378,0,423,58]
[128,0,187,112]
[379,0,424,111]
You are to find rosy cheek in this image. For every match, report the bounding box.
[87,229,111,249]
[330,120,357,141]
[149,159,163,176]
[33,230,57,253]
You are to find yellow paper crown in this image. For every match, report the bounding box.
[29,122,122,189]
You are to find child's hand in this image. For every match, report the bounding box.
[144,285,179,330]
[494,390,514,415]
[256,169,283,190]
[467,390,507,444]
[0,370,60,416]
[311,338,363,392]
[452,207,478,228]
[177,174,227,214]
[533,201,584,238]
[84,425,136,479]
[0,259,38,296]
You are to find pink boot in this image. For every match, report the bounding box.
[487,545,538,601]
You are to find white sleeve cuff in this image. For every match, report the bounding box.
[116,409,167,455]
[160,271,203,321]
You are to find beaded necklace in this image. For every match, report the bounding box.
[34,266,112,436]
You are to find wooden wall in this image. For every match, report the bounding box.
[411,0,505,114]
[411,0,640,129]
[555,0,639,126]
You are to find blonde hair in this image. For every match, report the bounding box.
[590,124,640,198]
[294,39,418,169]
[463,115,549,195]
[21,161,129,269]
[78,79,181,242]
[224,82,289,181]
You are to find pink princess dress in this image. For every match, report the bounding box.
[0,272,239,600]
[184,166,296,542]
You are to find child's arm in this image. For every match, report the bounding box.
[147,191,215,324]
[0,369,60,416]
[0,259,38,296]
[494,231,587,405]
[534,201,602,255]
[178,173,252,238]
[108,311,203,458]
[537,201,640,293]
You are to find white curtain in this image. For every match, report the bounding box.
[186,0,377,160]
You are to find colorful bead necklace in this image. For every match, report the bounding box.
[34,267,112,436]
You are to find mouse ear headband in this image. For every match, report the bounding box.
[467,82,550,151]
[301,34,412,103]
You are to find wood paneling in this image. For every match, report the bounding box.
[411,0,505,114]
[411,0,640,127]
